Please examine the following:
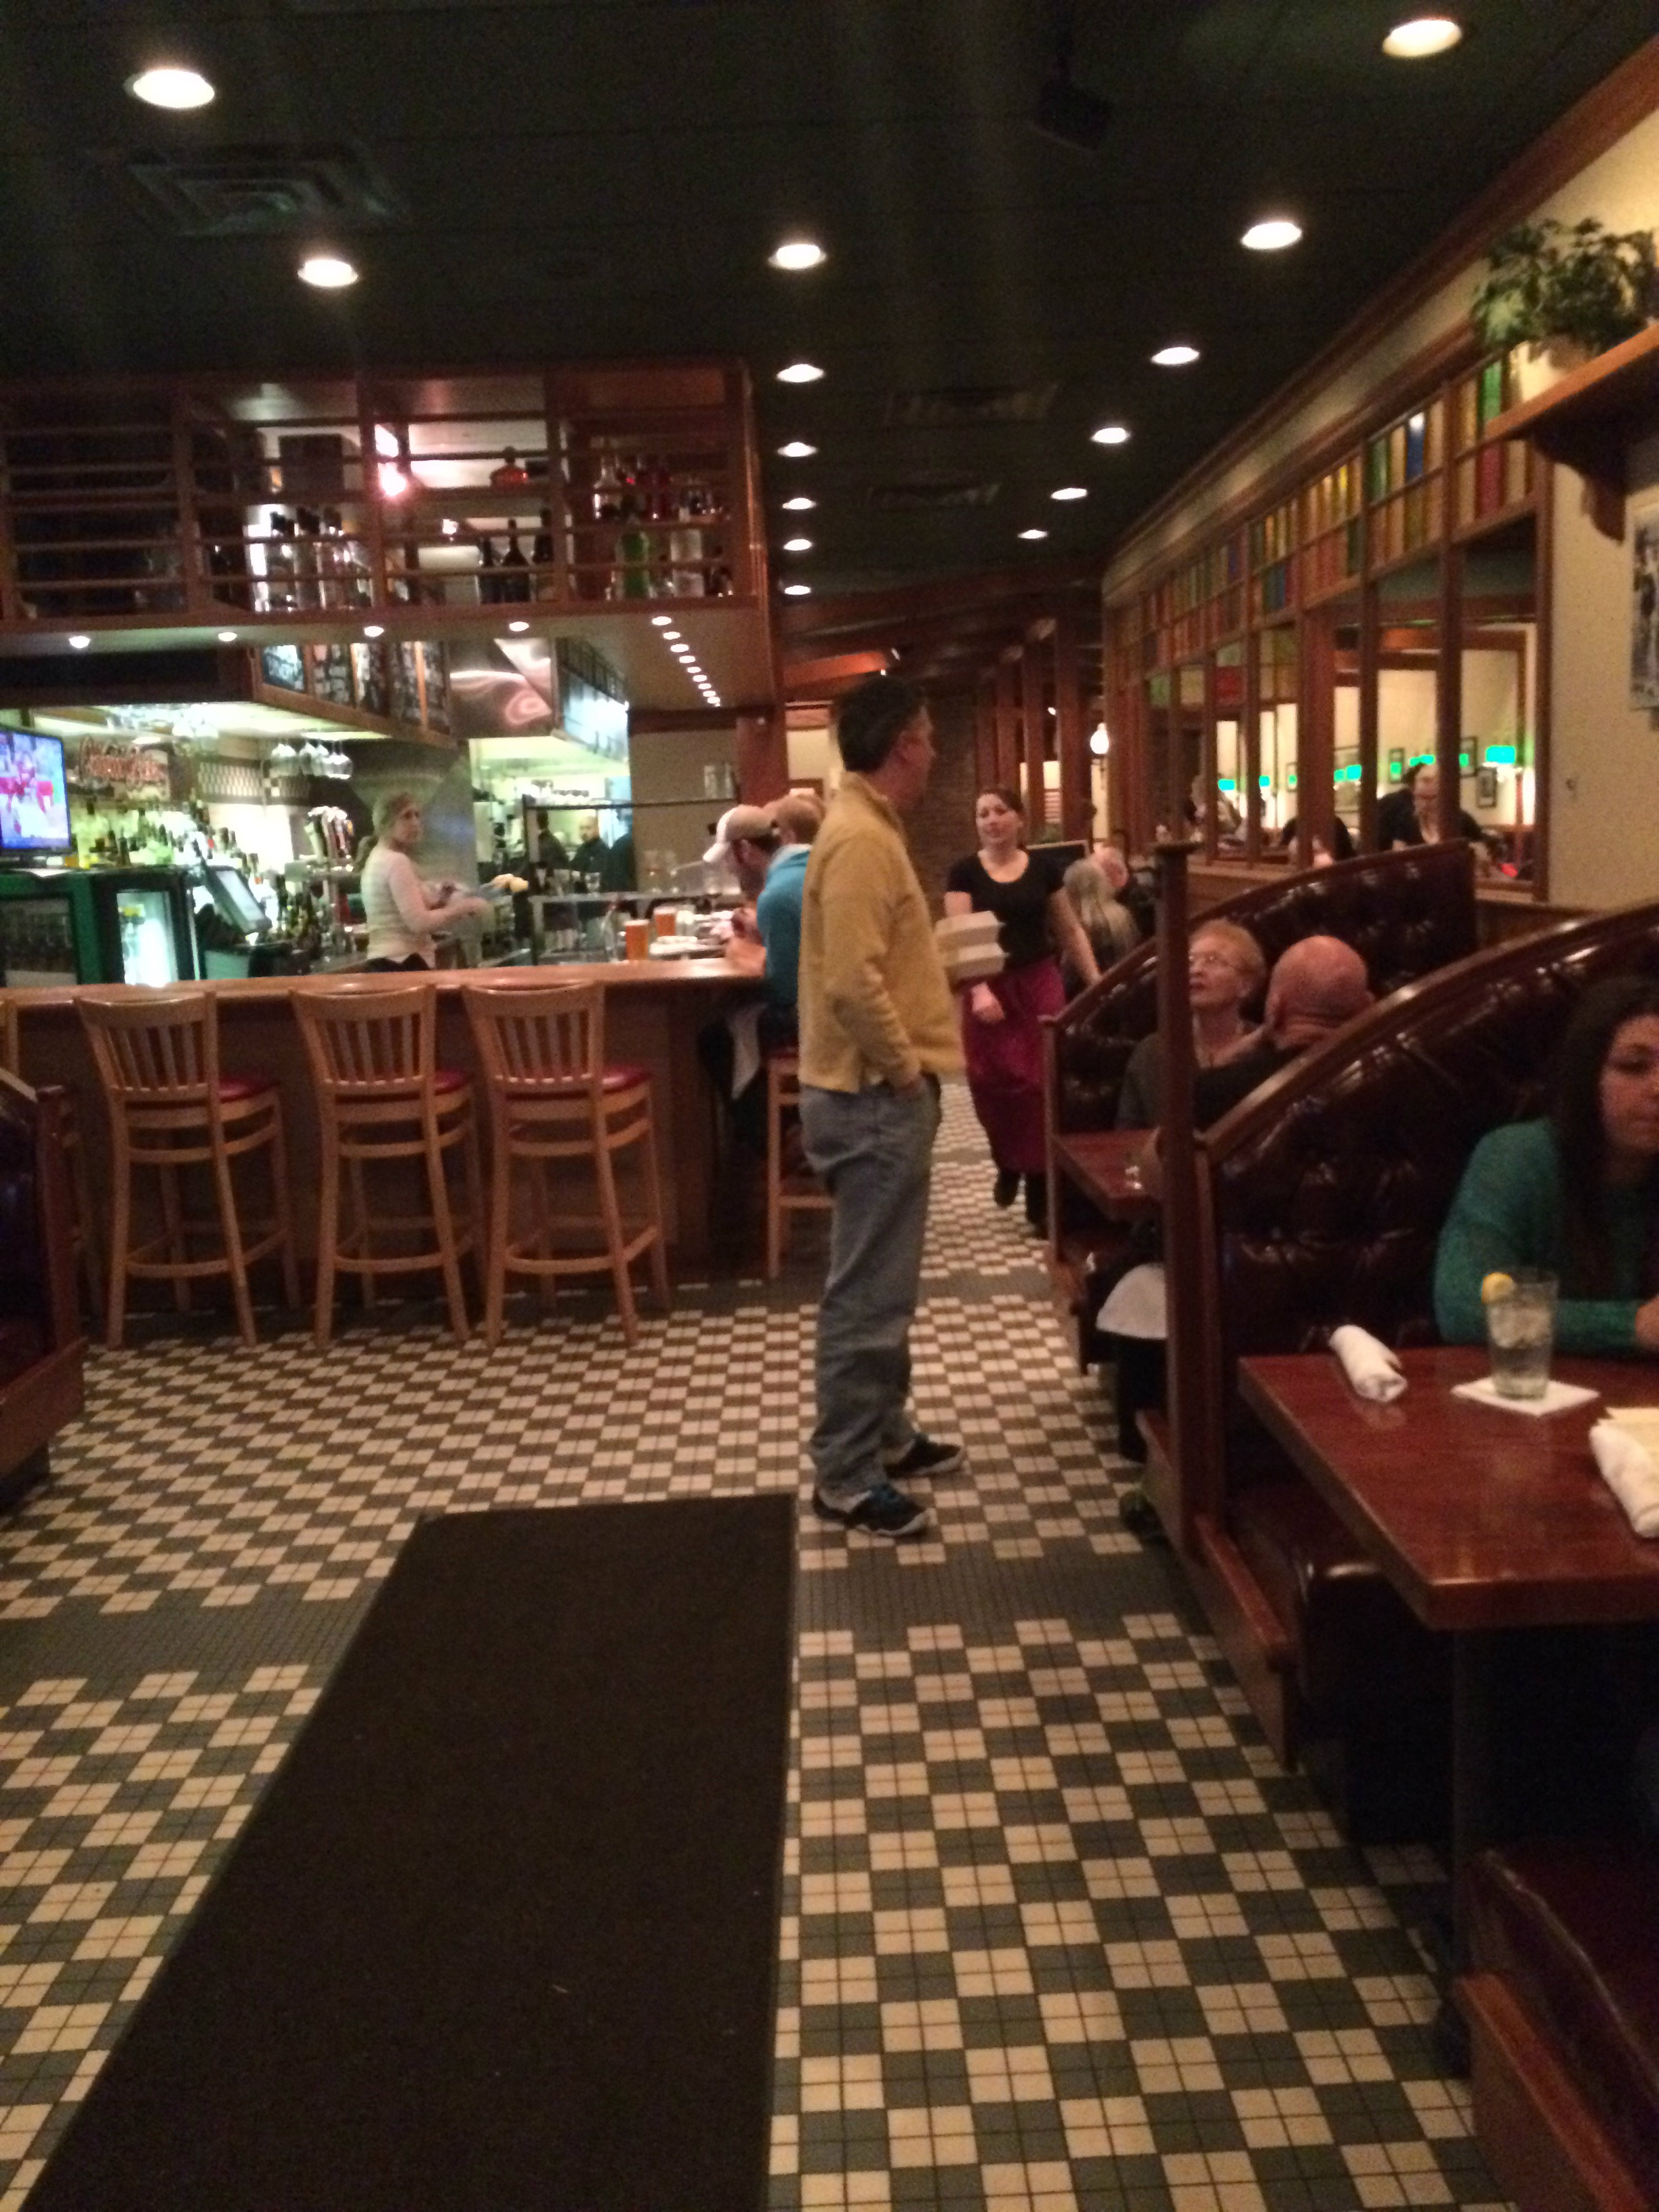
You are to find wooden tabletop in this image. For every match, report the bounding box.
[1237,1346,1659,1633]
[1052,1128,1159,1221]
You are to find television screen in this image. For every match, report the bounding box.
[0,729,71,855]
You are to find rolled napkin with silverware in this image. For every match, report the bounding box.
[1328,1324,1407,1404]
[1591,1414,1659,1538]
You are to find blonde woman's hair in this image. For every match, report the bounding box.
[373,790,421,839]
[1063,858,1138,965]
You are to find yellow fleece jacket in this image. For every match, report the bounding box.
[798,773,962,1092]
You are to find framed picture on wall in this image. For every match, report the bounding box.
[1476,767,1498,808]
[1387,747,1405,783]
[1633,501,1659,709]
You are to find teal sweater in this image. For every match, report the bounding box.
[1433,1118,1657,1354]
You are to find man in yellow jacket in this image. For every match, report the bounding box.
[798,675,965,1538]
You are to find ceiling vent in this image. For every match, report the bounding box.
[882,384,1058,428]
[868,477,1000,513]
[121,142,405,236]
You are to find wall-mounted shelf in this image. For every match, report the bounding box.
[1488,322,1659,539]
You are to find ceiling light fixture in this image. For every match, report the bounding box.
[127,64,216,109]
[66,634,91,650]
[363,623,384,638]
[218,630,238,643]
[298,253,359,289]
[1242,216,1303,251]
[1050,485,1088,502]
[769,239,827,271]
[1019,528,1048,541]
[777,440,818,459]
[781,495,816,511]
[1090,424,1130,446]
[651,615,672,626]
[1151,342,1200,367]
[441,516,459,537]
[782,583,812,597]
[662,629,682,640]
[782,536,813,552]
[507,619,530,634]
[777,361,825,384]
[1088,724,1110,756]
[1382,16,1463,59]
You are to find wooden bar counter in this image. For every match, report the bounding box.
[9,958,762,1283]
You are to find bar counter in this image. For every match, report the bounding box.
[11,958,762,1280]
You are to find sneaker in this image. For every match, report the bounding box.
[813,1481,930,1538]
[883,1433,965,1480]
[993,1168,1020,1208]
[1118,1484,1168,1544]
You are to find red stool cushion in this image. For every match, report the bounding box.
[218,1075,276,1102]
[433,1067,471,1094]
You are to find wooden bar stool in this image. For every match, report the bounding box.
[1,993,100,1327]
[293,979,484,1348]
[764,1051,830,1280]
[78,989,300,1349]
[464,980,670,1349]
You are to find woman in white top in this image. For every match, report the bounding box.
[360,792,490,971]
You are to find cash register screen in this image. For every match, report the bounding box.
[209,864,268,933]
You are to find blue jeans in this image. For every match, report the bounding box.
[800,1078,941,1506]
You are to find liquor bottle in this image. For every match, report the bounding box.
[672,480,706,598]
[478,534,501,607]
[532,507,554,600]
[265,511,296,613]
[293,507,321,609]
[591,449,623,601]
[490,445,530,489]
[501,520,532,602]
[617,458,651,600]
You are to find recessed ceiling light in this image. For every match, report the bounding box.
[662,628,682,639]
[66,633,91,650]
[651,614,672,626]
[298,253,359,289]
[1090,424,1130,446]
[1151,343,1200,367]
[782,583,813,597]
[777,440,818,459]
[1382,16,1463,58]
[1050,485,1088,501]
[363,624,384,638]
[1019,528,1049,541]
[769,239,826,271]
[777,361,825,384]
[782,536,814,552]
[781,495,816,511]
[507,619,530,633]
[217,630,238,643]
[1242,216,1303,251]
[441,516,459,537]
[127,64,215,109]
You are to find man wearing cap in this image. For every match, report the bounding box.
[799,674,964,1540]
[699,798,821,1148]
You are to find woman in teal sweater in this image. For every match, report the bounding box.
[1435,975,1659,1355]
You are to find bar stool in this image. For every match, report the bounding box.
[463,979,670,1349]
[764,1050,830,1279]
[1,993,101,1326]
[293,979,484,1348]
[78,989,300,1349]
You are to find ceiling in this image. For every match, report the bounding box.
[1,0,1653,618]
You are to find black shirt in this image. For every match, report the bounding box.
[945,847,1064,968]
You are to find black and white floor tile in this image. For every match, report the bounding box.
[0,1084,1509,2209]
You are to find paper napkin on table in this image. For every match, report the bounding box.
[1451,1376,1601,1417]
[1592,1411,1659,1537]
[1097,1263,1166,1341]
[1329,1325,1406,1403]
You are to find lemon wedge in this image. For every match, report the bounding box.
[1480,1271,1516,1304]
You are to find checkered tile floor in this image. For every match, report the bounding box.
[0,1083,1509,2209]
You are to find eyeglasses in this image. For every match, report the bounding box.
[1189,949,1240,971]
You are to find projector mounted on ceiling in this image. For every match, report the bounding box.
[1033,1,1110,153]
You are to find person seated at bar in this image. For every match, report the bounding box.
[697,798,819,1152]
[1117,919,1266,1130]
[1435,973,1659,1354]
[1374,761,1423,850]
[1107,935,1374,1536]
[1095,837,1155,941]
[1061,855,1139,989]
[361,792,491,972]
[1383,762,1491,870]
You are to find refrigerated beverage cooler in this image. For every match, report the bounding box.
[0,867,197,989]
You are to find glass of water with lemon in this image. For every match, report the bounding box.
[1481,1269,1558,1399]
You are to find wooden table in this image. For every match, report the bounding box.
[1051,1128,1159,1223]
[1239,1345,1659,2055]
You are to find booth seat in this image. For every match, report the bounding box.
[0,1070,85,1508]
[1463,1839,1659,2212]
[1151,897,1659,1835]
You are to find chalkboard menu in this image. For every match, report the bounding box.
[391,640,422,726]
[260,644,304,693]
[351,642,388,717]
[306,641,354,707]
[419,641,449,733]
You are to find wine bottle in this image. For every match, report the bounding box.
[532,507,554,600]
[672,481,706,598]
[479,534,501,607]
[617,458,651,600]
[501,520,532,603]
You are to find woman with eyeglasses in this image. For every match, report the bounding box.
[1116,919,1266,1130]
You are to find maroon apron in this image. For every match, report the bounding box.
[960,956,1065,1174]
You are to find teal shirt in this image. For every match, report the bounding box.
[1433,1118,1656,1354]
[756,844,809,1009]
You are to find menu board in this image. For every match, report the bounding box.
[260,644,305,694]
[390,640,422,726]
[419,641,449,733]
[351,642,388,717]
[306,641,355,707]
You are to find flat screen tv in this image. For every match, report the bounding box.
[0,729,71,855]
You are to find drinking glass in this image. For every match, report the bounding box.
[1484,1269,1557,1399]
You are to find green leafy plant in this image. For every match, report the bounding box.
[1471,217,1659,356]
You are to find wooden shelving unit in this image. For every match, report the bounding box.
[1489,323,1659,539]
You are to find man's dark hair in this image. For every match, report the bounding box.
[836,674,926,774]
[1550,971,1659,1294]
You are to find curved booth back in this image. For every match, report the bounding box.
[1050,842,1479,1134]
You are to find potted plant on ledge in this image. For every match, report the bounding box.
[1471,216,1659,401]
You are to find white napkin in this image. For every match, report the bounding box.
[1592,1413,1659,1537]
[725,1000,766,1099]
[1451,1376,1601,1418]
[1329,1325,1406,1403]
[1097,1263,1166,1341]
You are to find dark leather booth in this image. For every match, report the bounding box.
[0,1069,85,1507]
